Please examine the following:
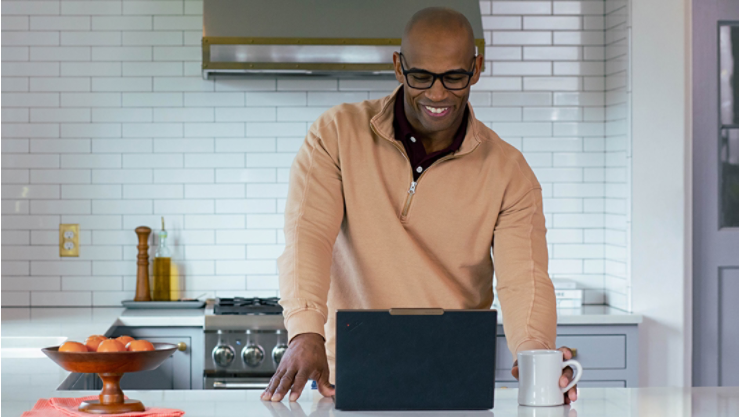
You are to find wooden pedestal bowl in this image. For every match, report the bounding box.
[42,343,177,414]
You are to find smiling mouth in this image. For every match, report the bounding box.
[422,105,451,117]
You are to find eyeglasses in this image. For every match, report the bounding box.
[398,52,476,91]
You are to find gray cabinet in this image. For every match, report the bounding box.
[495,324,639,388]
[109,326,204,390]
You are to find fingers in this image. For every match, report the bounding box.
[563,385,578,404]
[511,365,519,380]
[560,366,574,387]
[558,346,573,360]
[316,372,336,398]
[288,372,310,402]
[271,370,296,401]
[261,369,285,400]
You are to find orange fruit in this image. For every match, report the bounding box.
[59,341,88,353]
[126,340,155,352]
[97,339,126,352]
[116,335,135,346]
[84,335,107,352]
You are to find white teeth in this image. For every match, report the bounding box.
[425,105,448,114]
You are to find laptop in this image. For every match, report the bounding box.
[334,308,497,410]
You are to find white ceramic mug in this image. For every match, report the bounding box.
[517,350,583,407]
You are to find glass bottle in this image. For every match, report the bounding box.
[153,217,171,301]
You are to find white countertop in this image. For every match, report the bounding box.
[3,306,730,417]
[0,304,642,339]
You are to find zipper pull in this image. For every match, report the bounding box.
[408,181,417,195]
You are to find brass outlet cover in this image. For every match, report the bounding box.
[59,224,79,257]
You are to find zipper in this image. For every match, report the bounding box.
[370,122,481,220]
[400,154,456,219]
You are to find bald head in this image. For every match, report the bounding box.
[401,7,475,57]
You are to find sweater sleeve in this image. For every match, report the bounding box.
[277,124,344,343]
[493,182,557,364]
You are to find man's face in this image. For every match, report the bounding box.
[393,33,483,137]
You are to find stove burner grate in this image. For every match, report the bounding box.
[214,297,283,315]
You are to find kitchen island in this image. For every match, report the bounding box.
[2,306,654,415]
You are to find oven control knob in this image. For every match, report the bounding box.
[242,344,265,367]
[212,345,235,367]
[272,344,288,364]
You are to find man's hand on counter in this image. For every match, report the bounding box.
[511,346,578,404]
[261,333,335,402]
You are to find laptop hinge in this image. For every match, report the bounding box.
[388,308,444,315]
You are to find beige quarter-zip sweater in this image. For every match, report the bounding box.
[277,85,556,383]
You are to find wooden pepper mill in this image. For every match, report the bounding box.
[134,226,152,301]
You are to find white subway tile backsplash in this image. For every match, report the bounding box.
[123,153,182,168]
[92,16,152,30]
[214,108,275,122]
[153,138,213,153]
[153,16,201,30]
[123,184,183,199]
[215,169,276,183]
[31,169,90,184]
[2,200,29,214]
[482,16,522,30]
[213,138,274,153]
[183,153,243,168]
[2,231,30,246]
[153,77,214,92]
[92,169,152,184]
[185,184,244,199]
[2,123,60,138]
[2,17,30,31]
[524,76,580,91]
[1,0,629,307]
[2,169,30,184]
[4,154,60,169]
[123,31,182,46]
[185,215,244,230]
[215,199,276,214]
[2,108,29,123]
[524,16,582,30]
[123,62,183,77]
[154,199,214,214]
[93,199,152,214]
[2,77,30,92]
[2,185,59,200]
[154,168,213,183]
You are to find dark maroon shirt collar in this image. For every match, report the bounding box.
[393,86,468,180]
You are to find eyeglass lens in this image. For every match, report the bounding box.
[406,73,471,90]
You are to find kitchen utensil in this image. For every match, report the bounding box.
[121,300,205,309]
[134,226,152,302]
[42,343,177,414]
[517,350,583,406]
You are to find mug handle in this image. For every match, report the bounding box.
[561,359,583,393]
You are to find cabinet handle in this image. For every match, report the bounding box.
[569,348,578,358]
[177,342,187,351]
[213,382,269,389]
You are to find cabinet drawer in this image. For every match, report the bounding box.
[556,335,626,369]
[577,380,626,388]
[495,334,626,381]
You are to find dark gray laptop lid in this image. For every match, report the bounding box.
[334,308,498,411]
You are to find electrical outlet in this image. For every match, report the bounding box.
[60,224,79,257]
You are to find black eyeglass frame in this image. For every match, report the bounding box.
[398,52,477,91]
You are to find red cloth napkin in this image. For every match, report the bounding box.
[21,396,185,417]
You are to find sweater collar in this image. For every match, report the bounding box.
[370,84,481,156]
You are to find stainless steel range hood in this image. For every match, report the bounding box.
[202,0,485,79]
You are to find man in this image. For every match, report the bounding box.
[261,7,579,405]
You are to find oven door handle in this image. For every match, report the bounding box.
[212,381,269,389]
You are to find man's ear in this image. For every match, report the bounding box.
[392,52,405,85]
[469,54,484,86]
